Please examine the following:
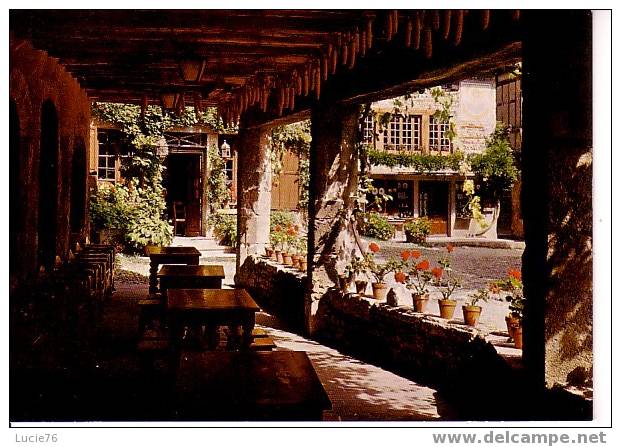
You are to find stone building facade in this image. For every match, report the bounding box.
[365,79,498,236]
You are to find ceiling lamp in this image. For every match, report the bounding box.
[179,59,206,83]
[160,92,180,111]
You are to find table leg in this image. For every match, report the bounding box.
[169,312,183,353]
[241,313,255,350]
[149,260,159,294]
[227,324,242,350]
[206,325,220,350]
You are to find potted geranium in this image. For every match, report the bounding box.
[345,256,369,294]
[364,242,398,300]
[463,288,489,326]
[433,244,460,319]
[501,268,524,348]
[297,237,308,272]
[271,225,284,263]
[398,249,432,312]
[281,225,298,266]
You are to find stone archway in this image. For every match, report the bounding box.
[38,99,59,270]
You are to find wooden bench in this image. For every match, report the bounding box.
[249,336,277,351]
[251,327,269,338]
[137,295,165,335]
[137,337,170,352]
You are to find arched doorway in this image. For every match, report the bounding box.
[10,99,21,274]
[38,100,59,270]
[70,138,86,234]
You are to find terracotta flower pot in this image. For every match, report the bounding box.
[265,247,274,258]
[438,299,457,319]
[412,293,429,313]
[355,280,368,295]
[298,260,307,272]
[512,324,523,349]
[462,305,482,326]
[505,315,520,340]
[282,253,292,266]
[371,282,389,300]
[275,250,283,263]
[338,275,353,293]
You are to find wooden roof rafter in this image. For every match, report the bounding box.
[10,9,521,126]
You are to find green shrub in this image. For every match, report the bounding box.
[358,212,394,241]
[207,213,237,247]
[89,182,173,252]
[404,217,432,244]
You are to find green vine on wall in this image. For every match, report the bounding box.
[366,147,465,171]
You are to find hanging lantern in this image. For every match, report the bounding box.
[179,59,206,82]
[220,139,231,158]
[160,92,180,111]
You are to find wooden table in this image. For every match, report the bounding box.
[157,265,225,295]
[144,246,200,293]
[174,351,332,421]
[167,288,260,351]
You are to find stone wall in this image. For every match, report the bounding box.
[235,255,308,331]
[313,290,512,392]
[10,38,92,283]
[235,256,511,389]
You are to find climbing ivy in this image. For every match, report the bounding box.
[90,102,231,250]
[206,144,230,212]
[469,123,519,204]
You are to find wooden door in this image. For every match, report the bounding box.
[419,181,449,235]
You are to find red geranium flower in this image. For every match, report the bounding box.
[274,225,282,232]
[508,269,522,281]
[369,242,380,253]
[411,249,421,259]
[394,271,407,283]
[446,243,455,253]
[287,226,297,236]
[401,250,411,261]
[416,259,430,271]
[431,266,443,280]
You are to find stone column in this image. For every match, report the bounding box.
[521,11,592,389]
[235,125,272,272]
[306,103,360,335]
